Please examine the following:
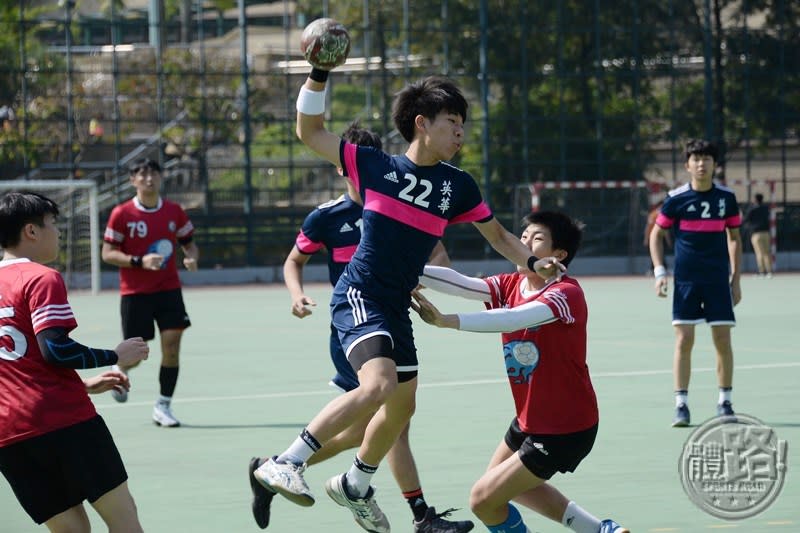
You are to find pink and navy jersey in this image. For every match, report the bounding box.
[340,141,492,298]
[295,194,362,286]
[484,273,598,434]
[104,197,194,295]
[0,259,96,448]
[656,183,741,283]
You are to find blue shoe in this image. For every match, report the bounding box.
[672,403,690,427]
[599,519,630,533]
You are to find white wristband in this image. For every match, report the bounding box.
[296,86,326,115]
[654,265,667,278]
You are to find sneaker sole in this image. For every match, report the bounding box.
[152,419,180,428]
[249,457,273,529]
[671,419,690,427]
[254,468,314,507]
[325,476,387,533]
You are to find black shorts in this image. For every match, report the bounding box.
[0,415,128,524]
[504,418,598,480]
[121,288,191,340]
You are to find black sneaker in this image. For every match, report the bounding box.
[413,507,475,533]
[672,403,690,427]
[249,457,276,529]
[717,400,735,417]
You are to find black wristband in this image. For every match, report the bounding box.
[130,255,142,268]
[527,255,540,271]
[309,67,330,83]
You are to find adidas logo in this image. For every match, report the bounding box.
[533,442,549,455]
[383,171,398,183]
[339,223,354,232]
[687,204,697,212]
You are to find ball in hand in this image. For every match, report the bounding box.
[300,18,351,70]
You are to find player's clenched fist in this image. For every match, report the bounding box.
[115,336,149,366]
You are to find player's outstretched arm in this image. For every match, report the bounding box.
[419,265,491,302]
[283,245,316,318]
[36,329,148,369]
[473,218,565,279]
[411,290,459,329]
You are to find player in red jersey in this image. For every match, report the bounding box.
[411,211,628,533]
[0,191,149,532]
[102,158,199,427]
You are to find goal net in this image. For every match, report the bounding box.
[513,180,650,259]
[0,180,100,293]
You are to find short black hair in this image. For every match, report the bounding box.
[129,158,161,175]
[685,139,719,163]
[392,76,468,143]
[0,191,59,248]
[755,193,764,203]
[521,211,583,267]
[341,121,382,150]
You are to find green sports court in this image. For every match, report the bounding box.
[1,274,796,532]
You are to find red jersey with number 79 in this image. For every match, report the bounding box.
[104,197,194,295]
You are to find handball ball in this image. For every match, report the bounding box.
[300,18,351,70]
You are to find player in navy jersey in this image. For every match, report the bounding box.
[102,158,200,428]
[649,139,742,427]
[248,124,473,532]
[252,66,560,533]
[0,192,149,532]
[410,211,628,533]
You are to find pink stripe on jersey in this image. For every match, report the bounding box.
[364,190,447,236]
[679,219,726,232]
[655,213,673,228]
[332,244,358,263]
[449,201,492,225]
[343,143,360,192]
[295,231,324,254]
[726,214,742,227]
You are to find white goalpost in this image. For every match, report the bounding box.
[0,180,100,294]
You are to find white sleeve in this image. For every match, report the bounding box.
[419,265,491,302]
[457,300,556,333]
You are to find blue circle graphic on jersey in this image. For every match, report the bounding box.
[147,239,173,268]
[504,340,539,384]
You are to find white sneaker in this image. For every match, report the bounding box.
[152,402,180,427]
[325,473,390,533]
[110,365,128,403]
[253,457,315,507]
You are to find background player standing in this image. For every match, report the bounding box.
[102,158,199,428]
[411,211,628,533]
[649,139,742,427]
[0,191,149,532]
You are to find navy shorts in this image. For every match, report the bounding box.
[0,415,128,524]
[121,288,191,340]
[330,283,418,381]
[329,323,360,392]
[672,281,735,326]
[504,418,598,480]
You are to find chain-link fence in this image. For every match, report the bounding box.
[1,1,798,267]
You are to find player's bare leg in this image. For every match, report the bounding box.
[308,409,372,465]
[671,324,694,426]
[711,325,735,416]
[90,481,144,533]
[44,504,91,533]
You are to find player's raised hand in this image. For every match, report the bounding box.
[411,290,459,329]
[115,337,149,367]
[84,370,131,395]
[291,295,316,318]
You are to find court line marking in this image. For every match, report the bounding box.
[93,361,800,409]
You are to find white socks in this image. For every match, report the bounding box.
[562,501,601,533]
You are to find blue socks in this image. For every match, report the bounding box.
[487,503,527,533]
